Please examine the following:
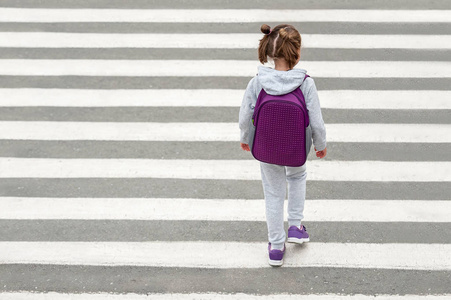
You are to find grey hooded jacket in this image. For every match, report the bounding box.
[239,65,327,152]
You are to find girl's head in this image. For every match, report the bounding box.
[258,24,302,69]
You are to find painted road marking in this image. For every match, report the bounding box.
[0,122,449,143]
[1,33,450,49]
[1,197,449,222]
[0,158,449,181]
[0,241,449,270]
[1,9,450,23]
[0,89,449,109]
[0,60,450,77]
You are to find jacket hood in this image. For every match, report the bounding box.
[256,65,308,95]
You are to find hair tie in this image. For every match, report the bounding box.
[266,28,272,35]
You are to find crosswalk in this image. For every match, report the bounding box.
[0,0,450,299]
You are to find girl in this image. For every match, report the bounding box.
[238,24,327,266]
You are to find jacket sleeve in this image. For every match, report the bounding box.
[305,78,327,152]
[238,77,258,144]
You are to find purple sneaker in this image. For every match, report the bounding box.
[268,243,285,266]
[287,225,310,244]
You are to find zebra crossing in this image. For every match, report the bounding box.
[0,0,450,298]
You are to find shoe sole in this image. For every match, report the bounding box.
[287,237,310,244]
[269,259,283,266]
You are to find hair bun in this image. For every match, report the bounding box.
[279,27,288,38]
[260,24,271,35]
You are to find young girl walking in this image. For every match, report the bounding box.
[239,24,327,266]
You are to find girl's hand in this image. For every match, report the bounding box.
[241,143,250,151]
[315,147,327,158]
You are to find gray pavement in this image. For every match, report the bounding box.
[1,220,450,244]
[2,76,450,90]
[2,48,451,61]
[1,265,450,295]
[2,22,451,34]
[1,141,450,161]
[1,107,450,123]
[1,178,449,200]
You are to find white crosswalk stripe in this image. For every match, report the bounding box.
[0,0,450,298]
[1,60,450,77]
[1,197,450,222]
[0,89,450,109]
[1,122,450,142]
[1,33,450,49]
[1,241,450,269]
[1,293,451,300]
[1,158,450,181]
[1,8,450,23]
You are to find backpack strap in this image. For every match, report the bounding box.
[293,74,310,94]
[297,73,310,91]
[292,74,310,114]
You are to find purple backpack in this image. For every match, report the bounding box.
[249,74,312,167]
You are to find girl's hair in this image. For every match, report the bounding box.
[258,24,301,70]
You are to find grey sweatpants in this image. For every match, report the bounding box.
[260,161,307,250]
